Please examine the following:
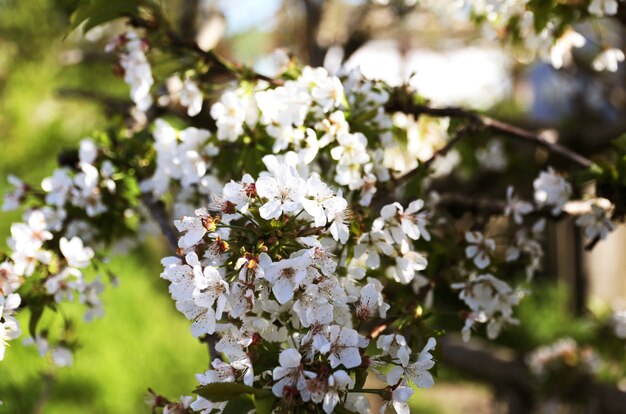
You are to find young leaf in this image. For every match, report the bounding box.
[193,383,256,402]
[28,303,45,338]
[222,395,255,414]
[253,394,277,414]
[69,0,146,34]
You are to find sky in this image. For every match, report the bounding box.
[214,0,512,109]
[218,0,282,34]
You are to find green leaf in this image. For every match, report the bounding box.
[527,0,556,32]
[222,395,255,414]
[353,368,368,391]
[194,383,257,402]
[613,133,626,153]
[269,219,283,229]
[253,394,276,414]
[69,0,146,34]
[29,303,45,338]
[193,382,272,403]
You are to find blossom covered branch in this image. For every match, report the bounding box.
[1,1,626,413]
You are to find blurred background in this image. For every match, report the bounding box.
[1,0,626,412]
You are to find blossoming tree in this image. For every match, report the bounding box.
[2,0,626,413]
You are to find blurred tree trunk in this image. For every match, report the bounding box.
[179,0,199,40]
[302,0,326,66]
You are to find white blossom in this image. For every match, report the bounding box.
[314,325,366,369]
[179,78,203,116]
[393,251,428,284]
[379,386,414,414]
[264,255,310,304]
[550,29,586,69]
[256,168,307,220]
[454,274,521,341]
[588,0,620,16]
[356,282,389,320]
[592,48,625,72]
[387,337,436,388]
[174,208,213,249]
[272,348,314,397]
[2,175,26,211]
[575,204,615,240]
[504,186,533,225]
[51,346,74,367]
[533,168,572,215]
[377,334,411,367]
[330,132,370,166]
[115,32,154,111]
[59,237,94,268]
[465,231,495,269]
[45,267,84,303]
[10,210,53,253]
[41,168,73,208]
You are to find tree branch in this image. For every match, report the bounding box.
[440,336,626,414]
[140,194,179,253]
[386,100,595,170]
[178,0,199,41]
[129,16,283,86]
[433,192,507,216]
[139,193,219,358]
[301,0,326,67]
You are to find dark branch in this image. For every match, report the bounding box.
[440,336,626,414]
[341,4,371,63]
[139,195,221,357]
[178,0,199,41]
[301,0,326,67]
[434,193,507,216]
[140,194,179,253]
[129,16,283,86]
[386,100,595,170]
[421,126,475,170]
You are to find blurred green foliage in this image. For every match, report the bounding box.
[0,1,208,412]
[498,283,596,351]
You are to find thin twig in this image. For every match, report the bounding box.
[129,16,283,86]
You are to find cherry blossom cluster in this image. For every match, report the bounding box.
[447,166,616,341]
[417,0,625,72]
[106,31,154,111]
[140,63,450,216]
[0,136,138,365]
[206,66,396,207]
[38,138,117,219]
[0,207,103,364]
[526,337,600,379]
[140,118,219,217]
[103,24,618,364]
[160,167,437,413]
[3,3,626,406]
